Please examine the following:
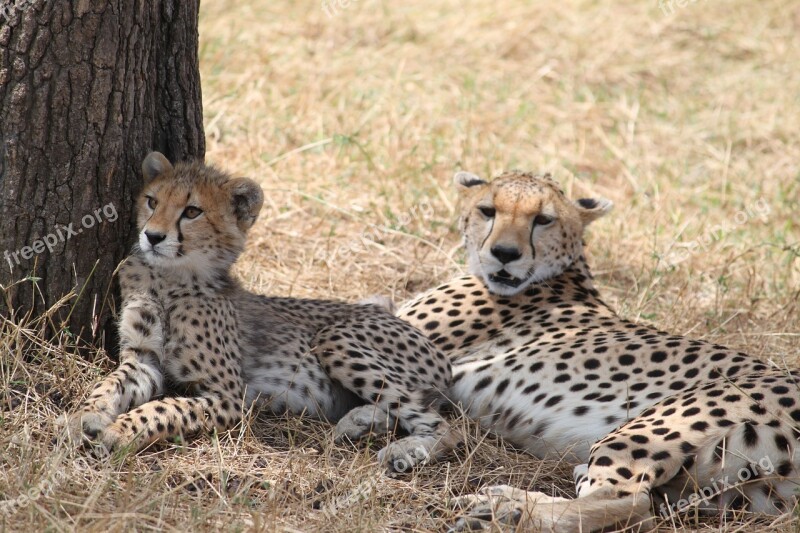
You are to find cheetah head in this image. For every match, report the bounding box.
[454,170,612,296]
[135,152,264,273]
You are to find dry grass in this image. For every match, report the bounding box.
[2,0,800,531]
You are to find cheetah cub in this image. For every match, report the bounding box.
[397,171,799,530]
[64,152,458,471]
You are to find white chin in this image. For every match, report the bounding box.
[142,250,179,266]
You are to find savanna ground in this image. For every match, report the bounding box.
[2,0,800,531]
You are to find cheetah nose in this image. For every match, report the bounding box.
[491,245,522,264]
[145,231,167,246]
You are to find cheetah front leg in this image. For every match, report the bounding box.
[96,296,247,452]
[449,483,655,532]
[449,485,570,531]
[449,440,660,532]
[99,387,243,452]
[64,295,165,443]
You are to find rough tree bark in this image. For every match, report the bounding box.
[0,0,204,351]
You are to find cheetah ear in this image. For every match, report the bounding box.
[225,177,264,231]
[453,171,487,192]
[574,197,613,226]
[142,152,174,183]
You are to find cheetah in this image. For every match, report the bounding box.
[396,171,799,530]
[63,152,459,471]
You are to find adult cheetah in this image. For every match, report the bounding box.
[397,171,799,530]
[64,152,459,471]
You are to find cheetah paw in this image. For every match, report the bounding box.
[96,419,148,454]
[377,435,436,472]
[448,486,567,532]
[335,405,396,443]
[60,409,115,447]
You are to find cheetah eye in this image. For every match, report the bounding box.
[146,196,157,210]
[182,206,203,219]
[534,214,554,226]
[478,206,496,218]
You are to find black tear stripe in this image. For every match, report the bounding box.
[529,217,537,258]
[479,216,494,251]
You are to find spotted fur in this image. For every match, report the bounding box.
[397,171,799,530]
[64,152,459,471]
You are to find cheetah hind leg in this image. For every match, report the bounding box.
[372,388,459,473]
[333,387,458,472]
[314,314,460,472]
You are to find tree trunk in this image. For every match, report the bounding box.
[0,0,204,352]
